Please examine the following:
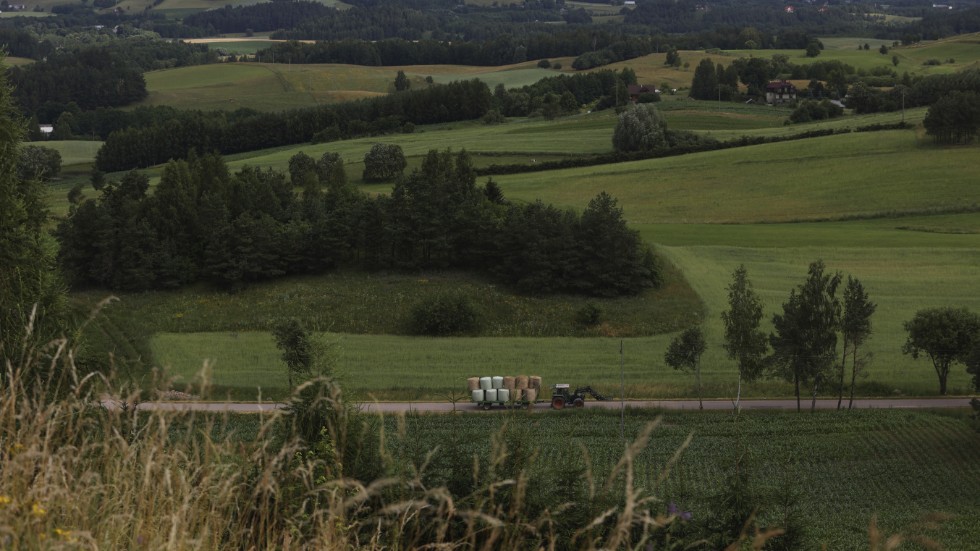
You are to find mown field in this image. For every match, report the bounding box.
[378,408,980,550]
[140,60,567,111]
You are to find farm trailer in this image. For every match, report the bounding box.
[468,375,541,410]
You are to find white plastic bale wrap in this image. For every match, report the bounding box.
[525,388,538,402]
[479,377,492,390]
[485,389,498,402]
[498,388,510,402]
[491,376,504,389]
[467,377,480,391]
[472,389,484,402]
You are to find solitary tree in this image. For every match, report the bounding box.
[770,260,841,412]
[288,151,317,184]
[923,91,980,144]
[839,276,875,409]
[689,58,720,100]
[273,318,314,391]
[721,265,768,410]
[612,104,667,153]
[316,151,347,190]
[964,339,980,392]
[394,70,411,92]
[665,326,708,409]
[362,143,407,182]
[903,307,980,395]
[665,48,681,67]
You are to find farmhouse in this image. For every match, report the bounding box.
[627,84,658,102]
[765,80,797,104]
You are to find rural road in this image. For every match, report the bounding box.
[118,397,975,414]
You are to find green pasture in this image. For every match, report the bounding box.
[382,409,980,550]
[206,40,283,55]
[31,140,103,166]
[222,111,617,177]
[724,33,980,75]
[148,224,980,401]
[115,0,350,14]
[494,130,978,224]
[0,11,51,18]
[140,61,569,112]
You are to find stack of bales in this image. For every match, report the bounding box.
[469,374,540,403]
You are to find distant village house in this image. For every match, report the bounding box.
[765,80,797,104]
[627,84,659,102]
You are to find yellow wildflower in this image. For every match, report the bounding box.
[0,495,11,506]
[32,502,46,517]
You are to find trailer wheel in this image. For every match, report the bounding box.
[551,397,565,410]
[572,398,585,408]
[481,403,492,411]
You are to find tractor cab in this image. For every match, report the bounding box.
[550,383,607,409]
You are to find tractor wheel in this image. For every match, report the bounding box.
[551,396,565,410]
[572,398,585,408]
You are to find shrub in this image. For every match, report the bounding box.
[575,303,603,326]
[409,293,482,336]
[537,59,551,68]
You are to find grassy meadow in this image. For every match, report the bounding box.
[60,36,980,403]
[72,105,980,401]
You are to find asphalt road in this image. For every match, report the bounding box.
[119,397,974,414]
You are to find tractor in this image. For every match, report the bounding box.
[550,384,608,409]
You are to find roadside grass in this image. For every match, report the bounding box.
[383,409,980,550]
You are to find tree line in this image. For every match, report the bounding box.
[7,39,216,120]
[93,79,491,172]
[90,69,638,172]
[59,150,661,297]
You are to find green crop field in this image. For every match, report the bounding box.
[380,409,980,549]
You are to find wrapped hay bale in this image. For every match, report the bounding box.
[472,389,484,402]
[467,377,480,391]
[480,377,492,391]
[515,375,529,389]
[530,376,542,391]
[525,388,538,402]
[492,376,504,389]
[486,389,498,402]
[498,388,510,402]
[503,376,515,390]
[512,389,523,401]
